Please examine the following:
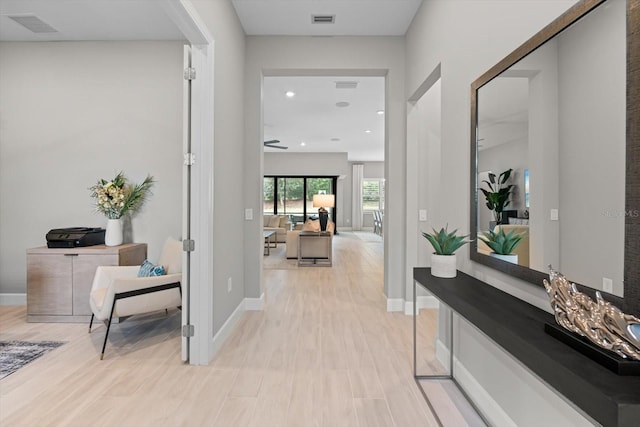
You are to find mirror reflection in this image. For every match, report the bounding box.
[475,0,626,295]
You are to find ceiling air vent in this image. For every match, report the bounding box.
[7,14,58,33]
[335,81,358,90]
[312,15,335,24]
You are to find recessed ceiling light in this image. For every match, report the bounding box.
[364,129,372,134]
[335,101,350,108]
[286,91,295,98]
[330,138,340,142]
[300,142,306,146]
[377,110,385,115]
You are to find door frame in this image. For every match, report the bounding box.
[163,0,215,365]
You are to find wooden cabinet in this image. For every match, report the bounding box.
[27,243,146,322]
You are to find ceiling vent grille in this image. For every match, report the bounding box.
[312,15,335,24]
[335,81,358,90]
[7,14,58,33]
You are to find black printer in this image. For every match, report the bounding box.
[46,227,105,248]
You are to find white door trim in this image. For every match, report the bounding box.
[163,0,215,366]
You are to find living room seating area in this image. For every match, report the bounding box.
[263,214,290,243]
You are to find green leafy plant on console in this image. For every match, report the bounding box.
[422,225,471,255]
[479,227,524,255]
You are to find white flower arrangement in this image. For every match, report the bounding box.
[90,172,154,219]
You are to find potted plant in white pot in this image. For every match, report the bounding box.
[478,227,524,264]
[422,226,471,278]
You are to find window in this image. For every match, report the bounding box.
[276,177,304,215]
[263,176,337,225]
[363,179,384,211]
[263,177,275,215]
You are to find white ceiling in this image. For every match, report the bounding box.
[0,0,422,161]
[231,0,423,36]
[0,0,186,41]
[264,76,385,161]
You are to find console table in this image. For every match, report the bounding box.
[413,268,640,426]
[298,231,332,267]
[27,243,147,322]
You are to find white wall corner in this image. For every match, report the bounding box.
[404,295,439,315]
[453,356,518,427]
[0,293,26,306]
[386,297,404,312]
[210,299,245,360]
[244,293,265,311]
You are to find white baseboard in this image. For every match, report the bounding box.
[209,293,265,360]
[386,298,404,312]
[0,293,26,305]
[244,293,265,311]
[453,356,518,427]
[210,299,245,357]
[404,296,439,315]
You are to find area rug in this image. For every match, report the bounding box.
[0,341,64,380]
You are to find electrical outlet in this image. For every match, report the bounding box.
[227,277,232,293]
[602,277,613,293]
[550,209,559,221]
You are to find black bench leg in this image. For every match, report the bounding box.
[89,314,94,333]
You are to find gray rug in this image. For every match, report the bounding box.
[0,341,64,379]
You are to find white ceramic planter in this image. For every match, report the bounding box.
[490,253,518,264]
[105,219,123,246]
[431,253,457,278]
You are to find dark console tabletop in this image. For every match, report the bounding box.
[413,268,640,427]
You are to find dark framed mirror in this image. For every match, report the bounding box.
[470,0,640,315]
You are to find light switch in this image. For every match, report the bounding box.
[419,209,427,221]
[603,277,613,293]
[550,209,559,221]
[245,208,253,220]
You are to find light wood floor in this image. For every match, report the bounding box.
[1,232,468,426]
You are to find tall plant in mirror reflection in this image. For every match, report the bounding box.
[481,168,514,224]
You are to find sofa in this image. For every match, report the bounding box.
[264,215,291,243]
[477,224,529,267]
[286,219,335,259]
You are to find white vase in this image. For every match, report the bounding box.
[431,253,457,278]
[490,253,518,264]
[105,219,123,246]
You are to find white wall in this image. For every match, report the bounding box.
[190,0,247,335]
[405,0,599,423]
[0,41,184,295]
[245,36,405,300]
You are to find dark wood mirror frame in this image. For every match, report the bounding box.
[470,0,639,315]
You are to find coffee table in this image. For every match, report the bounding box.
[263,230,276,256]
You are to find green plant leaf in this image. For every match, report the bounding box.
[422,225,471,255]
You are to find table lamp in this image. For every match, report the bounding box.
[312,194,335,232]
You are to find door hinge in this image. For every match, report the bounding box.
[183,67,196,80]
[184,153,196,166]
[182,324,194,337]
[183,239,195,252]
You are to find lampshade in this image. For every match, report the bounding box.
[312,194,335,208]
